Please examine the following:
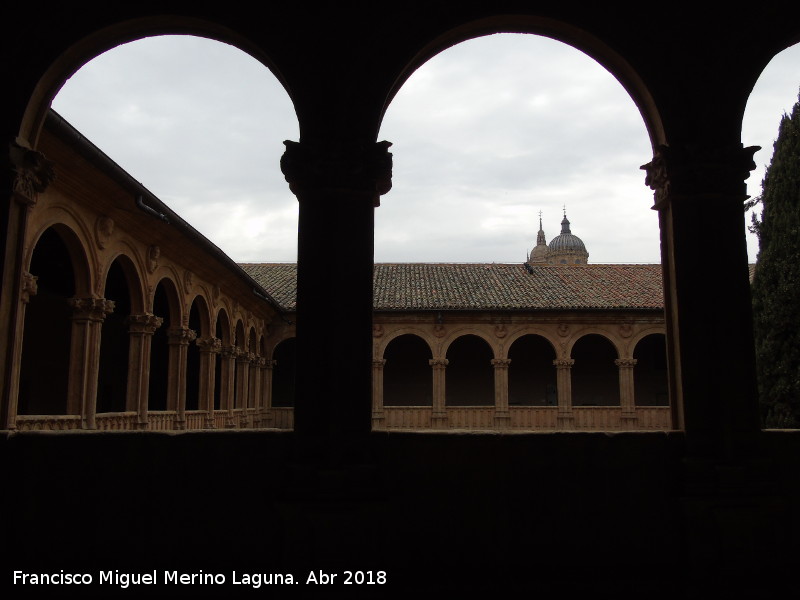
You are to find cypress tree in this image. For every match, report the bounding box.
[750,90,800,428]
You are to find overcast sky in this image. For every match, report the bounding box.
[51,34,800,265]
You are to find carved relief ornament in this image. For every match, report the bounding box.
[94,216,114,249]
[641,143,760,207]
[280,139,393,205]
[127,313,163,334]
[68,297,115,321]
[21,272,38,303]
[10,144,55,205]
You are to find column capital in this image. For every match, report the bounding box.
[20,271,38,304]
[491,358,511,368]
[167,327,197,345]
[372,358,387,368]
[195,336,222,353]
[641,143,760,207]
[615,358,638,368]
[127,313,163,334]
[429,358,449,369]
[68,297,115,321]
[219,345,238,359]
[9,142,55,206]
[280,139,393,206]
[553,358,575,369]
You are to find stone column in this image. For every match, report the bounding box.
[249,355,263,426]
[553,358,575,429]
[195,336,221,429]
[126,314,163,429]
[235,350,251,427]
[262,358,275,428]
[1,145,54,429]
[429,358,448,429]
[218,345,237,427]
[167,327,197,429]
[4,271,39,429]
[492,358,511,429]
[642,144,761,459]
[281,139,392,460]
[66,297,115,429]
[371,358,386,430]
[616,358,638,429]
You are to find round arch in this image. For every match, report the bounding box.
[26,220,92,298]
[507,333,558,406]
[20,17,295,149]
[382,333,433,407]
[380,17,664,147]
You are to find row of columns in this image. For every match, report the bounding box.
[13,285,277,429]
[370,355,640,428]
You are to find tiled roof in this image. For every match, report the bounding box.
[240,263,664,312]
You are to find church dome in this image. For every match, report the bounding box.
[546,214,589,265]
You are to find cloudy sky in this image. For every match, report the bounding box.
[51,34,800,265]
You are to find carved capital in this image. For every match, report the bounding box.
[69,297,115,321]
[553,358,575,369]
[491,358,511,368]
[21,272,38,303]
[280,139,393,205]
[127,313,163,334]
[167,327,197,345]
[195,336,222,353]
[220,345,238,360]
[10,142,55,205]
[429,358,449,369]
[373,358,387,368]
[641,143,759,207]
[615,358,638,369]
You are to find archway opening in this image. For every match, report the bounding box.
[446,334,494,406]
[571,334,618,406]
[633,334,668,406]
[19,227,77,415]
[272,337,296,408]
[508,334,556,406]
[383,334,432,406]
[97,257,134,414]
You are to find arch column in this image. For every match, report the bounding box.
[553,358,575,430]
[219,345,237,428]
[429,358,448,429]
[4,271,38,429]
[261,358,275,428]
[195,336,221,429]
[126,314,163,429]
[167,327,197,429]
[1,145,54,429]
[249,355,263,426]
[615,357,638,429]
[281,139,392,459]
[492,358,511,429]
[235,350,251,427]
[67,297,115,429]
[371,358,386,430]
[642,143,761,459]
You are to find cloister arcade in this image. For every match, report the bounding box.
[6,111,670,433]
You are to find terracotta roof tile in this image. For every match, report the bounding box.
[241,262,664,312]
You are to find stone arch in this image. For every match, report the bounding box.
[633,333,669,406]
[148,277,180,411]
[185,295,210,412]
[440,328,497,359]
[100,248,146,315]
[20,18,295,149]
[570,333,620,407]
[18,226,83,415]
[383,333,433,407]
[380,18,664,147]
[445,333,494,406]
[507,333,558,407]
[376,325,436,359]
[96,254,138,413]
[25,220,92,299]
[213,307,232,411]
